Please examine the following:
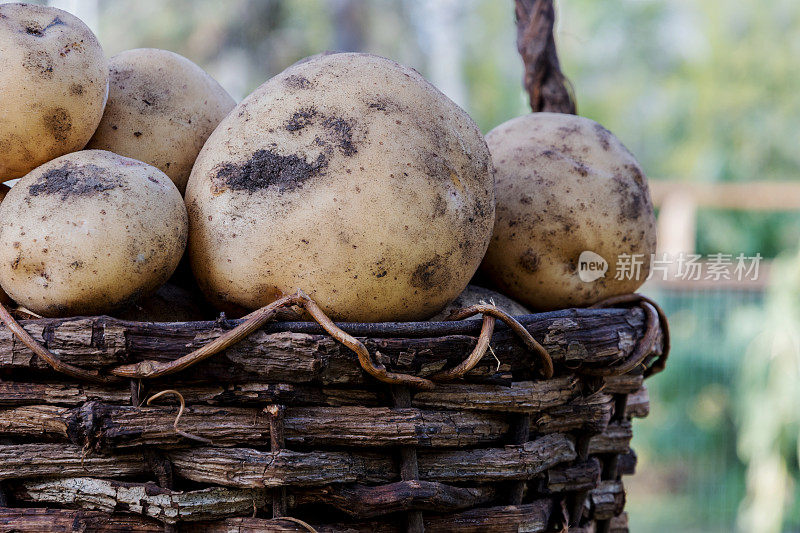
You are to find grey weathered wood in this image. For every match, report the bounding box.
[0,501,557,532]
[0,308,646,385]
[624,385,649,419]
[11,478,269,524]
[291,481,496,519]
[0,444,147,480]
[413,376,582,412]
[588,420,633,455]
[545,458,601,493]
[0,394,615,451]
[585,480,625,520]
[416,433,576,483]
[0,403,510,450]
[602,373,643,395]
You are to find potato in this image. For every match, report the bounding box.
[480,113,656,310]
[428,285,530,321]
[185,53,494,322]
[87,48,235,193]
[0,3,108,180]
[0,184,13,306]
[0,150,188,317]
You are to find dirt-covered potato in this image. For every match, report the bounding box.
[480,113,656,310]
[0,3,108,180]
[186,53,494,322]
[0,150,188,317]
[87,48,235,193]
[0,184,13,306]
[428,285,530,321]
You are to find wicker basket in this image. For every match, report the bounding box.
[0,292,667,533]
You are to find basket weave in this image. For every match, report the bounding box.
[0,297,666,532]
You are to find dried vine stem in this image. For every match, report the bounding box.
[432,315,495,382]
[146,389,212,445]
[515,0,576,113]
[111,293,306,379]
[112,291,435,390]
[444,304,554,379]
[298,292,434,390]
[583,293,670,377]
[0,301,117,384]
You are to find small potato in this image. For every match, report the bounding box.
[0,3,108,180]
[0,150,188,317]
[480,113,657,310]
[87,49,235,193]
[186,53,494,322]
[428,285,530,321]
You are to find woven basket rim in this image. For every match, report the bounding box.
[16,306,634,339]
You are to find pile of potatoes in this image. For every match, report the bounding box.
[0,3,655,323]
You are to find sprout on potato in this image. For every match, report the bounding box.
[87,48,235,194]
[0,3,108,180]
[480,113,657,310]
[0,150,188,317]
[185,53,495,322]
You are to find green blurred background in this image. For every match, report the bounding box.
[14,0,800,530]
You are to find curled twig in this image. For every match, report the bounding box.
[444,304,554,379]
[0,301,117,384]
[583,293,670,378]
[431,315,496,382]
[112,290,435,390]
[112,293,306,379]
[146,389,212,445]
[296,291,434,390]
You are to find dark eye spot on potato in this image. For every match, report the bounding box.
[43,108,72,142]
[410,254,449,290]
[29,163,119,199]
[593,123,612,151]
[284,75,312,89]
[285,107,317,132]
[23,50,54,78]
[322,116,357,156]
[614,176,644,221]
[214,149,328,193]
[69,83,84,95]
[518,249,541,274]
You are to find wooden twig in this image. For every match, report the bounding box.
[587,293,670,377]
[431,315,495,381]
[146,390,213,445]
[444,304,553,378]
[515,0,576,113]
[0,301,116,384]
[111,291,435,390]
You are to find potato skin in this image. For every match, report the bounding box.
[0,3,108,180]
[428,285,530,321]
[480,113,656,310]
[186,53,495,322]
[0,150,188,317]
[87,49,235,193]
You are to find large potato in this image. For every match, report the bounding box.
[0,3,108,180]
[480,113,656,310]
[0,150,188,317]
[186,53,494,322]
[87,48,235,193]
